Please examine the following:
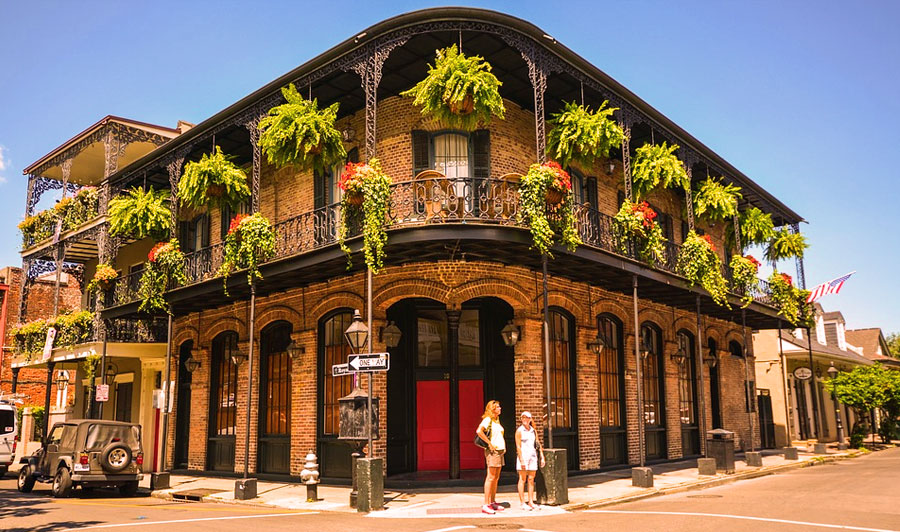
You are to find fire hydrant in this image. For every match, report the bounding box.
[300,452,320,502]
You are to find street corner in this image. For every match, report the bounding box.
[367,498,568,519]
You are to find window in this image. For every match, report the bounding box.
[597,314,623,428]
[220,201,249,240]
[417,309,448,367]
[641,323,663,427]
[458,309,481,366]
[179,214,209,253]
[433,133,469,179]
[549,309,574,430]
[729,340,743,358]
[676,331,697,426]
[320,311,353,436]
[128,263,144,293]
[412,130,489,181]
[210,332,239,437]
[570,168,585,206]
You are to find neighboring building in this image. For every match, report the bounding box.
[12,9,809,482]
[753,307,871,448]
[845,328,900,369]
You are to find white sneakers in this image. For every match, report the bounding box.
[482,504,496,515]
[521,503,532,511]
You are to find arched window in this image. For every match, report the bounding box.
[708,338,722,429]
[208,331,239,471]
[549,308,578,469]
[597,314,626,465]
[259,321,292,474]
[640,322,666,459]
[729,339,743,358]
[677,330,699,456]
[318,310,354,478]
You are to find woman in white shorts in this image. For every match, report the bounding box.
[514,411,545,511]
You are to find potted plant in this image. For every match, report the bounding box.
[726,206,775,253]
[257,83,346,173]
[519,161,581,256]
[630,142,690,201]
[87,264,118,294]
[338,159,392,273]
[546,101,625,169]
[18,210,56,249]
[768,271,813,326]
[138,239,187,313]
[693,176,742,224]
[765,227,808,265]
[401,44,505,131]
[108,187,172,240]
[677,231,730,308]
[612,199,666,264]
[178,146,250,211]
[730,254,761,308]
[61,187,99,231]
[218,212,276,293]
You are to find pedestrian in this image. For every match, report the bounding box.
[514,411,545,510]
[476,399,505,514]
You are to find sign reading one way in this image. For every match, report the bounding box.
[348,352,390,372]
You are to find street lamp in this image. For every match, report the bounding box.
[588,331,609,355]
[105,363,118,381]
[704,346,719,368]
[381,322,402,349]
[827,362,847,450]
[501,321,520,347]
[231,351,247,367]
[344,310,369,354]
[184,356,201,373]
[670,345,687,365]
[639,330,652,359]
[286,340,304,360]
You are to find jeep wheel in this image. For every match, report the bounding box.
[17,465,35,493]
[100,442,132,473]
[52,467,73,498]
[118,480,139,497]
[0,465,8,478]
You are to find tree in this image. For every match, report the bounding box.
[886,332,900,358]
[824,364,897,446]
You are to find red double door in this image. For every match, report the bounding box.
[416,379,484,471]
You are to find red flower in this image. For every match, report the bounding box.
[745,255,761,269]
[148,242,170,263]
[228,214,249,235]
[630,201,657,228]
[780,272,793,287]
[702,234,716,252]
[544,161,572,192]
[339,162,367,192]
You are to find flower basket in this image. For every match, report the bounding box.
[518,161,580,256]
[401,45,505,131]
[612,200,667,265]
[730,254,760,308]
[544,188,565,205]
[178,146,250,211]
[677,231,730,308]
[87,263,118,294]
[139,240,187,314]
[338,160,392,273]
[218,212,276,294]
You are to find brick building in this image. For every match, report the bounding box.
[14,9,809,482]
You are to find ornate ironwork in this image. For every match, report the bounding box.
[26,176,64,216]
[620,120,632,201]
[243,113,264,213]
[789,222,806,289]
[732,212,742,254]
[166,151,187,238]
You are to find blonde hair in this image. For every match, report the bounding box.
[482,400,500,421]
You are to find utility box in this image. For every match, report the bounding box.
[706,428,735,474]
[338,387,380,441]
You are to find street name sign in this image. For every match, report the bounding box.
[332,363,355,377]
[793,367,813,380]
[348,352,390,372]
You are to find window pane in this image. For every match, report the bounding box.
[598,316,622,428]
[550,311,573,429]
[642,325,662,427]
[678,332,696,426]
[418,310,448,367]
[459,309,480,366]
[322,312,352,436]
[433,133,469,179]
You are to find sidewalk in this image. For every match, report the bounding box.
[148,444,865,518]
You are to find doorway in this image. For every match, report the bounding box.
[207,332,238,472]
[258,322,292,475]
[708,339,722,429]
[174,341,193,469]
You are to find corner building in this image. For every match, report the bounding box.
[24,9,807,482]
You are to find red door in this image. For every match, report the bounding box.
[459,380,485,470]
[416,380,449,471]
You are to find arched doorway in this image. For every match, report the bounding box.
[549,307,579,470]
[641,322,667,460]
[174,340,193,469]
[597,314,627,466]
[317,309,354,479]
[708,338,722,429]
[677,330,700,456]
[208,331,238,472]
[258,321,292,474]
[386,297,515,477]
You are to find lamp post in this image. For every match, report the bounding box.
[827,363,846,450]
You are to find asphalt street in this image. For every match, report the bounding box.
[2,447,898,532]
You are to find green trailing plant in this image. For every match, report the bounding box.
[630,142,689,201]
[401,44,505,131]
[218,212,277,294]
[18,210,56,249]
[726,206,776,253]
[82,352,101,384]
[612,199,666,264]
[693,177,742,223]
[108,187,172,240]
[258,83,346,173]
[337,160,392,273]
[11,319,51,359]
[18,187,100,249]
[11,311,94,360]
[767,271,814,326]
[178,146,250,211]
[138,240,187,313]
[677,231,730,308]
[765,227,808,264]
[87,263,118,293]
[730,254,761,308]
[518,161,581,257]
[546,101,625,169]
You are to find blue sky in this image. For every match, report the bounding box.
[1,1,897,333]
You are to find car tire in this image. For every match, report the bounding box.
[52,467,73,498]
[17,465,35,493]
[118,480,139,497]
[100,442,132,473]
[0,465,8,478]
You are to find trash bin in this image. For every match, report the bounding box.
[706,429,735,473]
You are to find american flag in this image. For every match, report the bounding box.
[806,272,855,303]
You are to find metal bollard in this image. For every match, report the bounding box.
[300,452,320,503]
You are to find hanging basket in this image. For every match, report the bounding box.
[206,184,225,198]
[307,143,324,156]
[345,190,364,206]
[97,279,114,292]
[545,188,565,205]
[448,94,475,115]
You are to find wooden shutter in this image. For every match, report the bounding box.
[657,211,674,242]
[221,204,232,240]
[411,130,430,178]
[472,130,490,179]
[178,221,192,252]
[586,177,598,210]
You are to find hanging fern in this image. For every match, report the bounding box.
[401,44,505,131]
[546,101,624,169]
[631,142,689,200]
[693,176,742,223]
[677,231,730,308]
[726,206,775,253]
[258,84,346,173]
[108,187,172,240]
[178,146,250,211]
[765,227,808,264]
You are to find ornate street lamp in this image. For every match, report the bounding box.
[185,355,201,373]
[231,351,247,367]
[827,362,847,449]
[344,310,369,354]
[704,346,719,368]
[670,346,687,365]
[381,322,402,349]
[286,340,304,360]
[639,330,652,359]
[500,321,521,347]
[588,330,610,355]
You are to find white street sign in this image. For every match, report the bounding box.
[793,367,813,380]
[332,363,355,377]
[348,352,390,372]
[95,384,109,402]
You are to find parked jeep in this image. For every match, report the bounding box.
[17,419,143,497]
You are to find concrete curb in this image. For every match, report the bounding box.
[562,451,864,511]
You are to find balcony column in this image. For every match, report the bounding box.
[682,152,696,232]
[524,51,549,163]
[244,114,263,214]
[618,113,633,201]
[60,158,73,200]
[43,361,56,441]
[25,174,36,217]
[733,213,743,254]
[789,223,806,289]
[52,245,64,316]
[695,296,707,455]
[167,155,186,240]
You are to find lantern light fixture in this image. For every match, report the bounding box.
[344,309,369,354]
[185,356,201,373]
[381,321,402,349]
[500,321,521,347]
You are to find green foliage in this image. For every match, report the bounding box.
[631,142,689,201]
[850,423,868,449]
[17,406,45,440]
[518,162,581,257]
[18,187,99,249]
[730,254,760,308]
[11,311,94,360]
[825,364,898,418]
[693,177,742,223]
[337,160,393,273]
[401,45,505,131]
[767,271,814,326]
[178,146,250,211]
[765,227,808,264]
[138,240,187,314]
[612,200,667,264]
[885,332,900,358]
[546,101,624,169]
[879,417,899,444]
[726,206,776,253]
[218,212,277,293]
[108,187,172,240]
[258,84,346,173]
[86,263,118,294]
[82,352,101,384]
[677,231,730,308]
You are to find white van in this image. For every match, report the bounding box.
[0,396,19,478]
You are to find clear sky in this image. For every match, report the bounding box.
[1,1,897,333]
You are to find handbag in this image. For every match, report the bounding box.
[474,421,492,449]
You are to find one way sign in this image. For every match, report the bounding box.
[348,352,390,372]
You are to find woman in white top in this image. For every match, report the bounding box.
[476,400,505,515]
[514,411,545,510]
